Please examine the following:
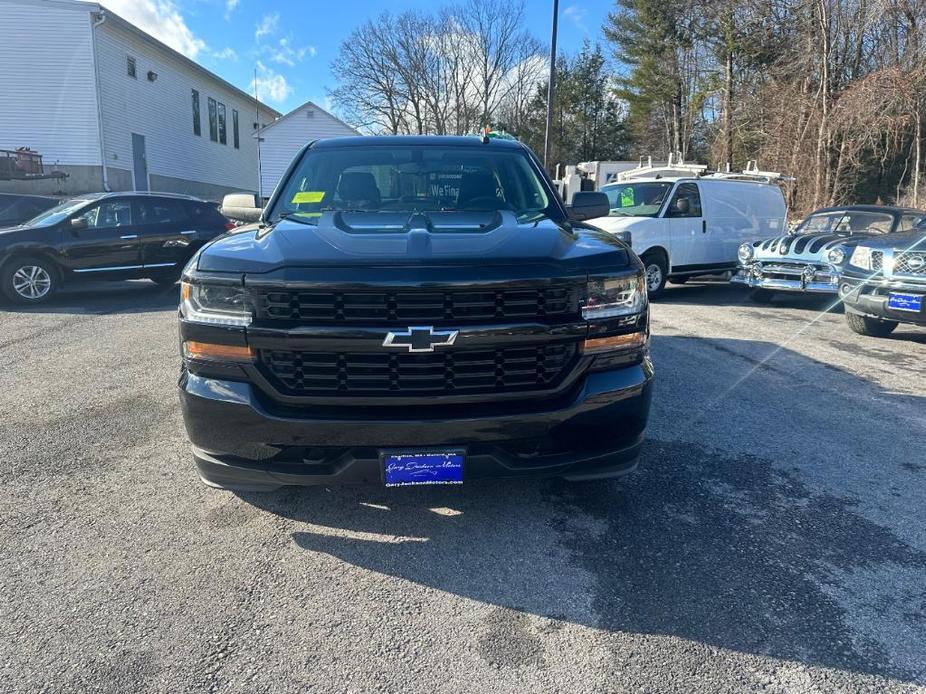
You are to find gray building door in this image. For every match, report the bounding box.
[131,133,148,191]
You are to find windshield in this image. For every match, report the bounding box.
[601,182,673,218]
[26,199,91,227]
[269,144,556,225]
[797,211,894,235]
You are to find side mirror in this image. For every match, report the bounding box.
[672,198,690,215]
[69,217,87,231]
[221,193,263,223]
[614,230,632,246]
[567,191,610,222]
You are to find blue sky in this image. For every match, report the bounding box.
[103,0,616,116]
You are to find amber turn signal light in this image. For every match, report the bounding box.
[183,341,255,361]
[582,332,645,354]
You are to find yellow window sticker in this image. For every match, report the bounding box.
[292,191,325,204]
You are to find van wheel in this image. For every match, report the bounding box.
[749,289,775,304]
[846,312,898,338]
[641,253,667,299]
[1,256,58,304]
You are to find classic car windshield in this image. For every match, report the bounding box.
[601,182,673,218]
[797,211,894,235]
[270,144,556,224]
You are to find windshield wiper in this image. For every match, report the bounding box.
[277,212,319,226]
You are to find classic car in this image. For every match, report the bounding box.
[732,205,925,301]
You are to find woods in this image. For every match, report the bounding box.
[329,0,926,215]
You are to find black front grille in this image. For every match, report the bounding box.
[255,286,579,323]
[259,343,579,397]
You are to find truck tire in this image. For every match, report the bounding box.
[641,252,667,299]
[846,312,898,338]
[1,256,58,305]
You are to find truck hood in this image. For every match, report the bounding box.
[196,210,630,274]
[848,230,926,251]
[747,231,874,263]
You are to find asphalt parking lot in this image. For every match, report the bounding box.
[2,280,925,693]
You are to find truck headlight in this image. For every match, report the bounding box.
[582,275,646,320]
[849,246,872,271]
[738,243,754,263]
[826,247,846,264]
[181,280,252,327]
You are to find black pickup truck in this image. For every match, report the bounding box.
[178,136,653,490]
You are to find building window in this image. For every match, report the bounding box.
[217,102,227,145]
[126,56,136,78]
[232,109,239,149]
[207,97,218,142]
[191,90,201,136]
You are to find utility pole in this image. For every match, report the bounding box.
[543,0,559,170]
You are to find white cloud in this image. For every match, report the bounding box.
[103,0,206,58]
[268,37,316,66]
[213,46,238,61]
[255,12,279,40]
[224,0,239,19]
[563,5,588,33]
[250,61,292,103]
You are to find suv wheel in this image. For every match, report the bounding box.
[1,257,57,304]
[846,312,898,338]
[641,252,668,299]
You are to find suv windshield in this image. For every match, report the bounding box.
[797,211,894,235]
[26,199,91,227]
[269,144,556,224]
[601,182,673,218]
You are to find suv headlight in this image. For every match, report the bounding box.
[582,275,646,320]
[826,246,846,265]
[181,280,252,327]
[849,246,873,271]
[738,243,754,263]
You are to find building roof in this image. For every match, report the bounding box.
[32,0,280,119]
[258,101,358,136]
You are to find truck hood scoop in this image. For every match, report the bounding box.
[332,210,502,234]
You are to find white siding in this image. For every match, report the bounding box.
[0,0,101,166]
[95,18,276,193]
[259,104,358,197]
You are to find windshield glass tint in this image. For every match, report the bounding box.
[600,182,673,218]
[798,211,894,235]
[26,199,90,227]
[270,144,554,224]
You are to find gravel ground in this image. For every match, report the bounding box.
[1,279,924,693]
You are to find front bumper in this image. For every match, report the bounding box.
[732,262,839,294]
[839,273,926,325]
[179,361,654,490]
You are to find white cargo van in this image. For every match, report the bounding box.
[589,160,788,297]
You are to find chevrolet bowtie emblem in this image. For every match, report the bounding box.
[383,326,459,353]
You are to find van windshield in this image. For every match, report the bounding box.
[269,144,558,225]
[601,182,673,218]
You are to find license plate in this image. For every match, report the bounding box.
[888,292,923,312]
[383,450,464,487]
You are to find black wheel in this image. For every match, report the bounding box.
[749,289,775,304]
[641,252,668,299]
[668,276,688,285]
[845,312,898,338]
[1,256,58,304]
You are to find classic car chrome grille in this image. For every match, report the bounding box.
[894,252,926,275]
[258,343,579,397]
[254,285,580,324]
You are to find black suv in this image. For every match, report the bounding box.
[178,136,653,490]
[0,192,233,304]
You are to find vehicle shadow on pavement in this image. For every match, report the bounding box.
[238,335,926,686]
[0,280,180,315]
[660,281,845,314]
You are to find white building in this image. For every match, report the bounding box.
[0,0,280,200]
[257,101,359,198]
